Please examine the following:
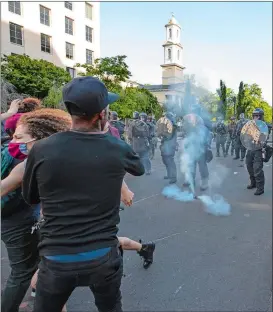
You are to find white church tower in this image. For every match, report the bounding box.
[161,14,185,85]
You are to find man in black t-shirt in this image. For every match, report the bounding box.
[22,76,145,312]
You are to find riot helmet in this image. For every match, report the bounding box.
[139,112,147,122]
[133,111,140,119]
[110,111,118,120]
[239,113,245,120]
[252,108,264,121]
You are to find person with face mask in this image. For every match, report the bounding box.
[234,113,248,161]
[215,116,227,157]
[1,107,154,311]
[22,76,145,312]
[1,108,71,312]
[225,116,236,156]
[245,108,266,195]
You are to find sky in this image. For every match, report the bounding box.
[100,2,272,105]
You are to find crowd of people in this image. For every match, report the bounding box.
[1,76,272,312]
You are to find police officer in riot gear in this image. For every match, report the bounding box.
[215,116,228,157]
[245,108,266,195]
[128,111,151,175]
[234,113,247,161]
[110,111,125,140]
[225,116,236,156]
[159,112,178,184]
[147,115,156,159]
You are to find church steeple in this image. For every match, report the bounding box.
[161,14,185,85]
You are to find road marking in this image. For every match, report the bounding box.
[133,193,160,204]
[153,232,181,243]
[174,285,183,295]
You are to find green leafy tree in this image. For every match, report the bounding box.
[42,85,63,109]
[1,54,71,99]
[216,80,227,118]
[76,55,162,119]
[75,55,132,90]
[236,81,245,117]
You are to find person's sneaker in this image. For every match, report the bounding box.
[216,154,220,157]
[233,157,239,160]
[169,178,177,184]
[240,158,244,162]
[146,171,151,175]
[137,242,155,269]
[254,189,264,195]
[247,184,256,189]
[164,176,170,180]
[183,182,190,187]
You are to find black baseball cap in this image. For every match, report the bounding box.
[62,76,119,117]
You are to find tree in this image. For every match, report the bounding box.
[75,55,132,90]
[236,81,245,117]
[216,80,227,118]
[76,55,162,119]
[1,54,71,99]
[42,85,63,109]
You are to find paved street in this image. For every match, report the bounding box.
[1,141,272,312]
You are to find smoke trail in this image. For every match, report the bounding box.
[162,184,194,202]
[162,78,232,216]
[198,194,231,216]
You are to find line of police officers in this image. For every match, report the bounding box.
[110,108,271,196]
[213,108,271,195]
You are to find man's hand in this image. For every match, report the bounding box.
[121,187,134,207]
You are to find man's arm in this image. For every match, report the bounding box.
[1,99,20,121]
[1,162,25,197]
[22,145,42,205]
[123,145,145,176]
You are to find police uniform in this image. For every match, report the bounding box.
[234,114,247,160]
[215,119,227,157]
[129,112,151,175]
[245,108,266,195]
[225,117,236,156]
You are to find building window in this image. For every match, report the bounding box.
[168,48,171,60]
[64,2,72,10]
[65,17,73,35]
[86,49,93,64]
[168,28,172,39]
[41,33,51,53]
[85,26,93,42]
[8,2,21,15]
[85,3,93,20]
[66,67,76,78]
[177,50,180,60]
[9,22,23,45]
[40,6,50,26]
[66,42,74,59]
